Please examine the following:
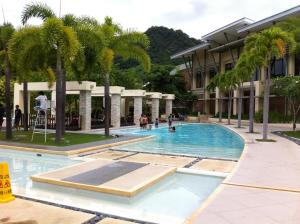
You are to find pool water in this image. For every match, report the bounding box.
[0,149,224,223]
[113,123,244,159]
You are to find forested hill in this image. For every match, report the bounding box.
[145,26,201,65]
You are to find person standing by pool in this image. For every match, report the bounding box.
[14,105,22,131]
[168,114,172,128]
[143,114,148,129]
[155,118,159,128]
[0,104,4,132]
[139,114,144,129]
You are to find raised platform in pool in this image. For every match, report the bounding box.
[31,158,176,197]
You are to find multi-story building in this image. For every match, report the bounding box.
[171,5,300,116]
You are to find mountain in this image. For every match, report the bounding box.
[145,26,202,65]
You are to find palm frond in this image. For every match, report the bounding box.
[22,2,55,24]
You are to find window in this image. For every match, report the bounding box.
[209,68,217,79]
[225,63,233,71]
[196,70,202,88]
[271,58,286,78]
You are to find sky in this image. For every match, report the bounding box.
[0,0,299,39]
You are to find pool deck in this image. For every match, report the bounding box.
[187,123,300,224]
[0,198,94,224]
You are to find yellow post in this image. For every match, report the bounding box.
[0,162,15,203]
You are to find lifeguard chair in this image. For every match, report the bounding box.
[31,100,55,143]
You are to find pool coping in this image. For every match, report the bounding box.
[184,123,250,224]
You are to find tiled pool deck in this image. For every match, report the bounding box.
[188,123,300,224]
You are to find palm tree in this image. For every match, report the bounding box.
[0,24,15,139]
[41,18,79,143]
[234,53,257,130]
[22,3,79,143]
[244,27,295,139]
[8,26,55,132]
[99,17,151,136]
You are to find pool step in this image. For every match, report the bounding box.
[31,159,176,197]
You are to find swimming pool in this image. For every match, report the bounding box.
[113,123,244,159]
[0,148,224,223]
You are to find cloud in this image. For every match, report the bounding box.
[0,0,298,39]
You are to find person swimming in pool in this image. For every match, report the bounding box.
[169,126,176,132]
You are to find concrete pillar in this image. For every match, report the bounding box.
[288,54,295,75]
[134,96,143,125]
[111,94,121,128]
[120,98,126,117]
[165,100,172,117]
[51,91,56,115]
[79,90,91,130]
[215,88,220,115]
[233,90,238,115]
[151,98,159,123]
[255,81,263,113]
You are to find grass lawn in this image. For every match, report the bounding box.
[0,131,112,147]
[283,131,300,140]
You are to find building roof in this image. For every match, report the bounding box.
[238,5,300,33]
[170,42,210,59]
[202,18,253,44]
[208,38,244,53]
[169,64,187,75]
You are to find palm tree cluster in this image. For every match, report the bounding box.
[1,2,151,143]
[207,24,296,140]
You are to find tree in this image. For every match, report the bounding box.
[207,70,238,125]
[0,24,15,139]
[99,17,151,136]
[8,26,55,131]
[22,3,80,143]
[243,27,295,139]
[272,76,300,131]
[234,52,258,130]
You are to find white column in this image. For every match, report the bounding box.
[288,54,295,75]
[79,90,91,130]
[120,98,126,118]
[51,91,56,115]
[151,98,159,123]
[111,94,121,128]
[134,96,143,125]
[233,90,238,115]
[215,88,220,115]
[165,99,172,117]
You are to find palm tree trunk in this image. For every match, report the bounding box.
[23,81,29,131]
[237,85,243,128]
[249,75,255,133]
[262,65,271,140]
[62,71,66,134]
[5,54,12,140]
[227,91,232,125]
[104,72,110,136]
[55,51,63,144]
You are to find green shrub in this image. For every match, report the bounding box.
[254,111,300,123]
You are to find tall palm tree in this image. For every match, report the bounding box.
[243,27,295,139]
[234,53,257,130]
[8,26,55,132]
[41,18,79,143]
[0,24,15,139]
[22,3,79,143]
[99,17,151,136]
